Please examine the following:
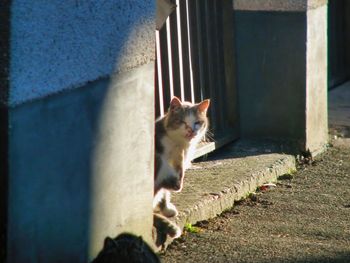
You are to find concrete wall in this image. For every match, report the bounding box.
[328,0,350,86]
[10,0,154,105]
[233,0,327,11]
[4,1,155,262]
[234,11,307,141]
[234,0,328,154]
[8,64,154,262]
[306,5,328,154]
[0,1,11,260]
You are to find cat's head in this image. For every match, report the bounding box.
[165,97,210,143]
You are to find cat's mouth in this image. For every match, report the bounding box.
[185,132,196,140]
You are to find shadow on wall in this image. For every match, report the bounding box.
[7,1,154,262]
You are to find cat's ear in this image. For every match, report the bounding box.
[103,237,116,250]
[169,96,182,111]
[198,99,210,113]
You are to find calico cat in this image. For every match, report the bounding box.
[92,233,160,263]
[153,97,210,241]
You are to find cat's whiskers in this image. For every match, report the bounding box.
[203,129,215,143]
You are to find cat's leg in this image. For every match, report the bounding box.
[155,155,182,193]
[160,190,178,217]
[153,189,178,217]
[153,213,181,248]
[153,188,164,211]
[172,150,185,192]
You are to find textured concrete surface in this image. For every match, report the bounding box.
[7,62,154,262]
[328,0,350,88]
[0,3,10,260]
[161,141,350,263]
[169,140,296,239]
[234,4,328,154]
[233,0,327,11]
[305,5,328,155]
[0,1,10,106]
[234,11,306,142]
[10,0,155,105]
[329,81,350,128]
[160,81,350,263]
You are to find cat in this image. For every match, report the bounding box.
[92,233,160,263]
[153,96,210,243]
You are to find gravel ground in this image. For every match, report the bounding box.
[160,139,350,263]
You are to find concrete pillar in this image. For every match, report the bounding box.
[234,0,328,155]
[1,1,155,262]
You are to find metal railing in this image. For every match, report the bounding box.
[156,0,239,157]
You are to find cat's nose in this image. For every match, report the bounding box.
[189,129,197,137]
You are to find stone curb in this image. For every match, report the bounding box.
[166,154,296,248]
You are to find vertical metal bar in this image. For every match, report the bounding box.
[177,0,191,102]
[169,0,181,99]
[205,0,218,133]
[214,0,226,132]
[196,0,206,102]
[155,52,160,117]
[188,0,202,103]
[222,0,239,131]
[176,0,185,101]
[155,30,165,116]
[185,0,195,103]
[166,18,174,99]
[159,25,171,111]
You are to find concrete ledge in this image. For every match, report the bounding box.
[233,0,327,12]
[168,140,296,245]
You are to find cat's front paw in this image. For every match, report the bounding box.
[172,167,184,192]
[161,202,178,217]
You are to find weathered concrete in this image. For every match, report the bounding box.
[329,81,350,135]
[234,2,328,155]
[328,0,350,87]
[0,2,10,260]
[161,140,350,263]
[7,63,154,262]
[233,0,327,11]
[3,1,156,262]
[10,0,155,106]
[169,140,296,239]
[234,11,307,142]
[306,5,328,155]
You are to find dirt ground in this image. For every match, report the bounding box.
[159,139,350,263]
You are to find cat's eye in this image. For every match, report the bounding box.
[175,120,186,125]
[195,121,203,126]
